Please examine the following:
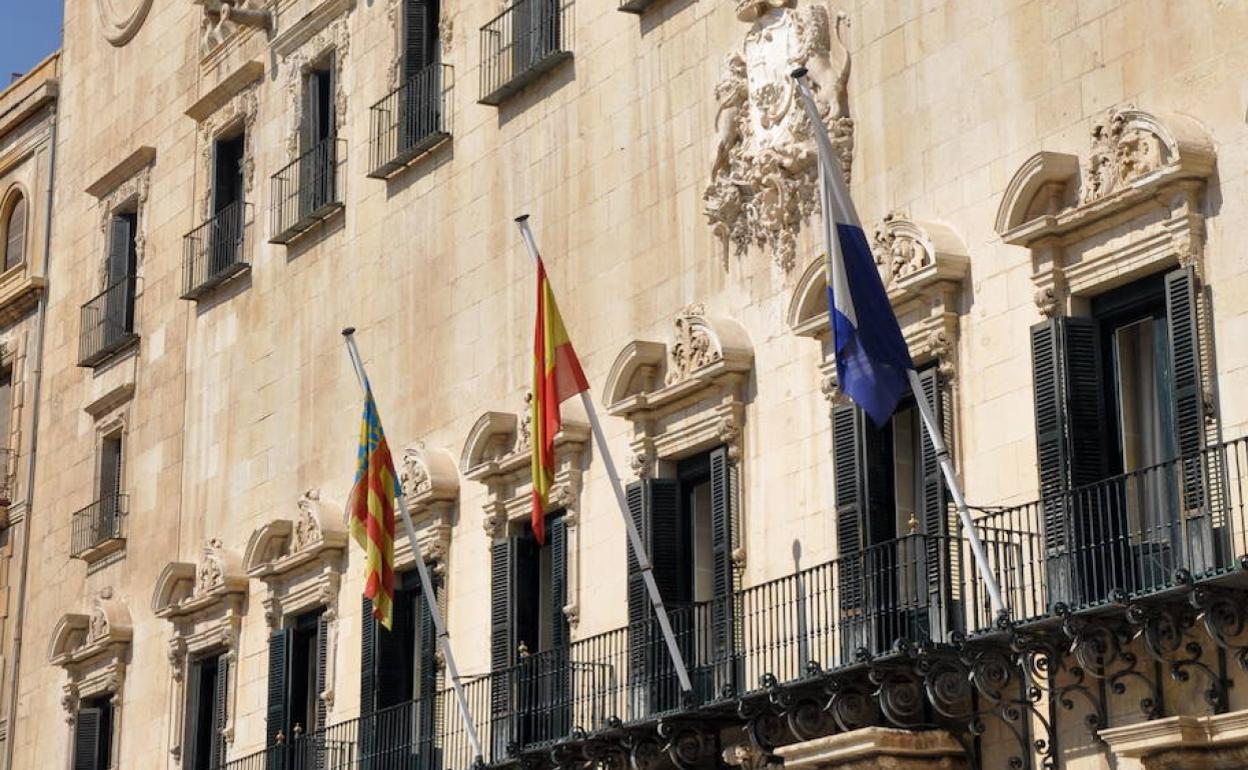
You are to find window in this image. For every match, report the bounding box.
[80,212,138,366]
[3,192,25,272]
[1031,266,1214,607]
[831,367,957,660]
[210,131,246,274]
[360,572,440,767]
[626,447,735,712]
[73,697,114,770]
[266,609,327,757]
[489,514,569,752]
[0,366,12,452]
[479,0,572,106]
[98,433,123,541]
[185,653,229,770]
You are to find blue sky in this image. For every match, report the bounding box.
[0,1,63,87]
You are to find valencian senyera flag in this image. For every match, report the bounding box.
[531,255,590,545]
[347,381,398,629]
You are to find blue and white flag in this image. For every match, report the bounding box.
[794,69,913,427]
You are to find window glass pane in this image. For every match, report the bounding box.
[1114,317,1174,471]
[4,195,25,272]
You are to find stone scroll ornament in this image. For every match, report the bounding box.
[703,1,853,272]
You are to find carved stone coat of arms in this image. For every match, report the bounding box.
[703,0,853,271]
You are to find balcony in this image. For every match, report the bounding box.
[479,0,573,106]
[368,64,454,180]
[975,435,1248,621]
[181,202,253,300]
[618,0,659,12]
[78,276,138,367]
[70,494,127,561]
[269,138,345,245]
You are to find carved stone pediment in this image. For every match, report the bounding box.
[704,2,853,271]
[462,396,589,539]
[152,539,249,620]
[50,589,132,720]
[393,445,457,574]
[995,105,1215,315]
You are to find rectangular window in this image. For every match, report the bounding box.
[73,697,114,770]
[0,366,12,454]
[185,653,229,770]
[288,609,324,736]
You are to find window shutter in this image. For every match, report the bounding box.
[4,195,25,271]
[106,215,134,287]
[212,655,230,768]
[625,479,649,701]
[73,706,103,770]
[629,478,682,713]
[182,663,202,770]
[489,537,514,714]
[416,584,441,764]
[832,403,865,661]
[916,367,957,639]
[404,0,433,81]
[266,628,290,748]
[708,446,737,697]
[549,515,569,650]
[315,613,329,734]
[360,597,377,768]
[304,73,322,152]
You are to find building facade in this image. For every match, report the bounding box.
[5,1,1248,770]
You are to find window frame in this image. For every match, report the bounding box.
[1,188,28,273]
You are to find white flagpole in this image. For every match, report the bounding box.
[792,69,1008,624]
[341,329,486,765]
[515,215,694,694]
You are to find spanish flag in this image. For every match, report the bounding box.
[531,255,590,545]
[347,382,398,629]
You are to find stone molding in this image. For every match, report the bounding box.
[393,444,457,575]
[995,106,1215,314]
[789,213,968,404]
[151,539,248,763]
[462,399,588,630]
[704,1,853,271]
[90,149,154,292]
[279,15,351,159]
[49,588,132,731]
[775,727,968,770]
[193,79,260,221]
[1100,711,1248,769]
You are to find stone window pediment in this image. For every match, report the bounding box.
[152,539,248,762]
[994,106,1215,316]
[394,444,458,572]
[50,589,132,729]
[243,489,347,626]
[604,305,753,477]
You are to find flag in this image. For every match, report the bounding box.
[347,381,399,629]
[794,69,914,427]
[531,255,590,545]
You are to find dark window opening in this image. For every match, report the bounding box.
[289,609,325,737]
[186,653,228,770]
[207,131,247,280]
[3,193,25,272]
[73,696,114,770]
[304,64,335,151]
[0,366,12,454]
[403,0,440,81]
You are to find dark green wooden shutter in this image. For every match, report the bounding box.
[212,655,230,768]
[549,515,569,650]
[182,663,202,770]
[416,584,441,767]
[1165,266,1219,573]
[625,479,649,697]
[106,214,134,287]
[1031,316,1107,607]
[104,214,136,346]
[916,367,957,638]
[74,706,103,770]
[315,614,329,733]
[266,628,290,749]
[832,403,872,660]
[489,537,514,748]
[360,597,377,768]
[708,446,737,697]
[625,478,681,713]
[404,0,433,81]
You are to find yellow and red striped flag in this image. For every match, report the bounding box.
[347,382,398,629]
[531,255,590,545]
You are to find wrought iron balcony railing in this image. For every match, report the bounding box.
[270,138,346,245]
[78,276,138,367]
[70,494,128,560]
[973,435,1248,620]
[182,201,253,300]
[479,0,573,106]
[368,64,454,179]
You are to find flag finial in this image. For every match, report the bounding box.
[791,66,808,79]
[341,327,356,337]
[514,214,530,223]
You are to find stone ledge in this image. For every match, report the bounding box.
[85,146,156,199]
[777,728,967,770]
[1100,710,1248,768]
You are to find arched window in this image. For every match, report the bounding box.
[3,192,26,272]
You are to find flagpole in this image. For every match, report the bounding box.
[792,69,1008,624]
[515,215,694,694]
[341,329,486,766]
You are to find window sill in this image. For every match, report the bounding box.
[0,266,45,324]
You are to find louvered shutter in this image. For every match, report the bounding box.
[916,367,957,639]
[546,515,571,738]
[1165,267,1218,573]
[404,0,432,81]
[104,214,136,347]
[708,446,738,699]
[1031,316,1107,607]
[360,597,377,768]
[212,655,230,768]
[4,195,26,271]
[416,585,441,768]
[106,215,133,287]
[74,706,103,770]
[315,614,329,732]
[625,478,683,715]
[832,403,866,662]
[625,479,649,708]
[489,538,515,757]
[182,663,202,770]
[266,628,290,760]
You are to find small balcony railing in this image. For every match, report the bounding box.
[618,0,659,12]
[368,64,454,179]
[973,435,1248,619]
[70,494,127,560]
[182,201,252,300]
[78,276,138,367]
[270,138,345,245]
[479,0,574,106]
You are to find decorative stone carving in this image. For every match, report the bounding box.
[50,591,133,730]
[1081,106,1167,204]
[197,0,272,53]
[96,0,153,46]
[392,445,458,572]
[96,162,152,284]
[195,85,259,220]
[704,2,853,270]
[871,212,934,288]
[282,18,350,158]
[667,304,724,385]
